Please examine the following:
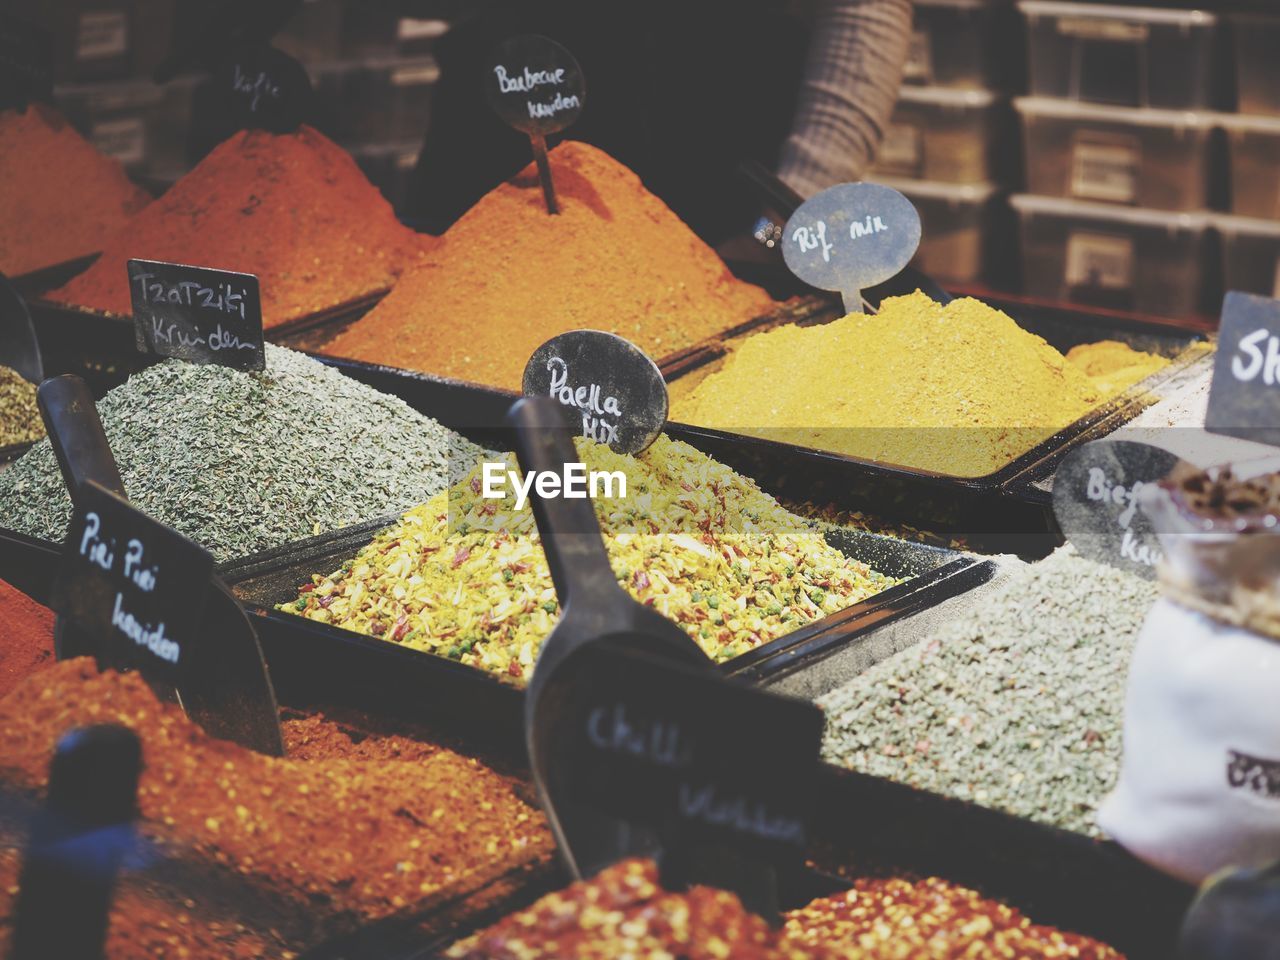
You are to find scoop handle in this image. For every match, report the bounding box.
[37,376,125,503]
[507,397,623,611]
[0,272,43,384]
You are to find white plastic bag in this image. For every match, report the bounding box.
[1099,598,1280,884]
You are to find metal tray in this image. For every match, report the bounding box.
[662,298,1211,535]
[221,513,994,748]
[26,292,387,396]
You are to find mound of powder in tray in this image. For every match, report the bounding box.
[0,104,150,278]
[447,858,1122,959]
[48,126,429,327]
[0,345,481,562]
[0,659,552,938]
[673,292,1170,477]
[820,546,1159,837]
[0,578,53,699]
[321,140,775,388]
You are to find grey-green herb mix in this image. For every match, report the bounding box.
[820,547,1158,837]
[0,346,480,562]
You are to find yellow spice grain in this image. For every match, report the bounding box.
[672,292,1169,477]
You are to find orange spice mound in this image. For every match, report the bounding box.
[0,578,54,700]
[49,126,431,328]
[0,659,551,930]
[322,140,775,388]
[0,104,150,278]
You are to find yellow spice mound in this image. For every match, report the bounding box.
[1066,340,1170,398]
[673,292,1169,477]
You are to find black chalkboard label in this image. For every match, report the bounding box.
[1206,291,1280,449]
[485,34,585,136]
[523,331,668,455]
[129,259,265,371]
[541,642,822,894]
[0,14,53,111]
[215,44,313,134]
[782,182,922,311]
[52,480,214,683]
[1052,439,1185,579]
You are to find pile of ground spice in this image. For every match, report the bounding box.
[0,105,150,278]
[447,858,1123,959]
[0,659,552,932]
[49,126,429,328]
[820,546,1159,837]
[0,847,280,960]
[320,141,775,388]
[284,435,898,681]
[673,292,1170,477]
[0,365,43,448]
[0,345,482,562]
[0,578,53,700]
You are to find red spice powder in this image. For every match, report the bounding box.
[0,660,552,934]
[0,105,150,278]
[322,141,775,389]
[0,578,54,700]
[448,859,1125,959]
[49,126,432,328]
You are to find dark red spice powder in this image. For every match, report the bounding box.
[0,578,53,700]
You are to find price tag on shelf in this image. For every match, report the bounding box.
[52,480,214,683]
[522,331,668,455]
[536,642,824,920]
[1052,439,1185,579]
[782,182,922,313]
[0,13,53,111]
[1206,291,1280,449]
[485,34,585,214]
[215,43,313,134]
[129,259,265,372]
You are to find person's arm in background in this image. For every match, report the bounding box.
[777,0,912,197]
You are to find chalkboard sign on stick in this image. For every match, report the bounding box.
[523,330,668,454]
[215,43,312,134]
[536,641,824,919]
[485,35,586,214]
[1052,439,1185,580]
[128,259,265,371]
[51,480,215,684]
[782,182,922,314]
[1206,291,1280,450]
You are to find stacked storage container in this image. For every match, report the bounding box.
[1215,11,1280,302]
[1011,2,1217,320]
[870,0,1014,287]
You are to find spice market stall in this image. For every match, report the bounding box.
[3,5,1280,958]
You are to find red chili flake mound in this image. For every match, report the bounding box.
[49,126,431,328]
[0,104,150,278]
[448,859,1125,959]
[0,848,280,960]
[322,140,775,389]
[0,659,552,932]
[0,578,54,700]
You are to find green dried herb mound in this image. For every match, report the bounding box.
[0,365,43,448]
[820,546,1159,837]
[0,345,481,562]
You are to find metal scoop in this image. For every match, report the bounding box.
[0,271,44,384]
[512,397,708,878]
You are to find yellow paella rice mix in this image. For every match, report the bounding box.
[282,436,899,681]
